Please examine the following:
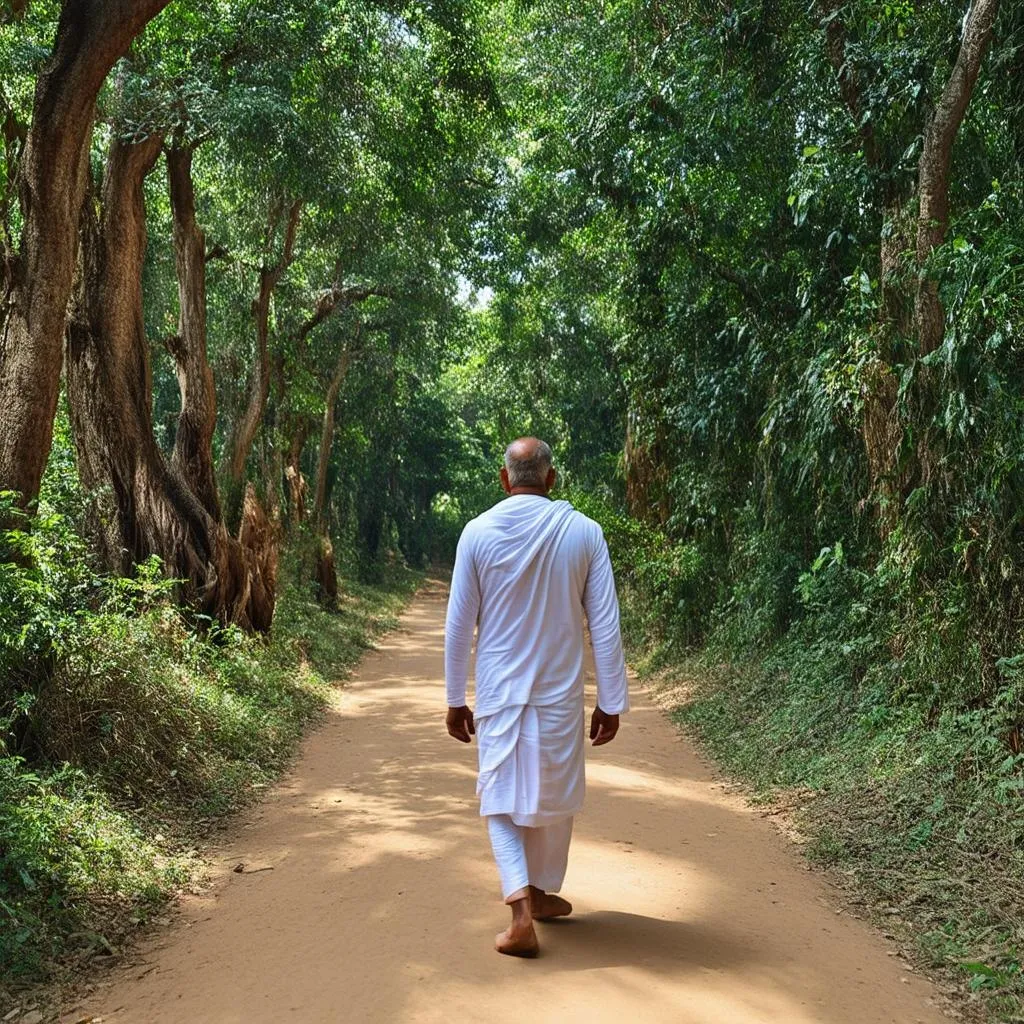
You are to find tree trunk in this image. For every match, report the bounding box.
[166,144,220,518]
[222,199,301,524]
[66,136,275,631]
[0,0,171,509]
[284,416,311,527]
[822,1,998,517]
[315,533,339,608]
[819,4,913,518]
[239,481,278,623]
[915,0,1000,355]
[624,406,669,526]
[312,340,355,605]
[313,346,354,528]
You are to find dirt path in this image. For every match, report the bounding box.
[68,583,949,1024]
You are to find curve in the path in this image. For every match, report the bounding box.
[68,583,948,1024]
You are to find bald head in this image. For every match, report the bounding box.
[503,437,554,492]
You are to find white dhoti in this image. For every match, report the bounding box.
[476,702,584,825]
[476,701,583,899]
[487,814,574,900]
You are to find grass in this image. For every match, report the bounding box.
[0,542,421,995]
[625,585,1024,1023]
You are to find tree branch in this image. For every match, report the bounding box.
[223,197,304,502]
[204,241,230,262]
[294,282,392,345]
[915,0,1000,354]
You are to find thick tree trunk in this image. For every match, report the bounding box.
[166,145,220,518]
[0,0,171,509]
[915,0,1000,355]
[222,200,301,524]
[66,137,274,631]
[238,481,278,623]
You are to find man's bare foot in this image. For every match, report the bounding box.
[529,885,572,921]
[496,893,539,957]
[495,922,539,958]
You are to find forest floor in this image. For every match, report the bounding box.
[60,580,953,1024]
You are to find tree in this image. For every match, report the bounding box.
[66,133,276,629]
[0,0,171,513]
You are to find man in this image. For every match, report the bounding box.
[444,437,629,957]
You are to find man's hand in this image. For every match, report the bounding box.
[590,707,619,746]
[446,705,475,743]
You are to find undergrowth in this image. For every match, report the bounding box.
[625,542,1024,1021]
[569,488,1024,1020]
[0,477,420,986]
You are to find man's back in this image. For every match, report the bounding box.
[446,493,625,718]
[461,494,598,712]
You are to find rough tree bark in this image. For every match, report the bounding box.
[222,199,302,524]
[0,0,171,509]
[915,0,1001,355]
[166,144,220,518]
[66,136,275,631]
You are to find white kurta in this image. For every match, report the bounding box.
[445,494,629,828]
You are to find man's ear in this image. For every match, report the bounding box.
[500,466,512,494]
[546,467,557,492]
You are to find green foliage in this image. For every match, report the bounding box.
[458,7,1024,1015]
[660,536,1024,1016]
[0,482,420,979]
[568,489,710,650]
[3,0,1024,1015]
[0,758,181,978]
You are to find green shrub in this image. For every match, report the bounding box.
[0,758,184,977]
[0,485,421,980]
[654,537,1024,1016]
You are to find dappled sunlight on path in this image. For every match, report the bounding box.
[69,582,948,1023]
